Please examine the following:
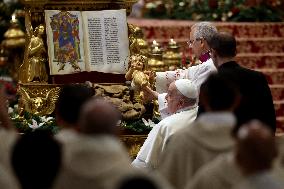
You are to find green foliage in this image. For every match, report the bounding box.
[121,117,160,133]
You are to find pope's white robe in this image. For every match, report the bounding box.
[186,153,243,189]
[132,106,198,169]
[156,59,216,118]
[158,112,236,189]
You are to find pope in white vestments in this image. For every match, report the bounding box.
[132,79,199,169]
[156,58,216,119]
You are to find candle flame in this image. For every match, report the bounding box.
[12,14,16,22]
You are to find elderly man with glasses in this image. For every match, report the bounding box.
[143,22,218,118]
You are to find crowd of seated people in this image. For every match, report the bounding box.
[0,22,282,189]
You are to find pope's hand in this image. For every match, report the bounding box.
[142,86,159,103]
[144,70,155,83]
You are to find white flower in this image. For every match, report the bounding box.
[13,104,18,110]
[28,119,44,129]
[40,116,54,123]
[146,3,156,9]
[142,118,156,128]
[179,2,185,7]
[8,107,13,114]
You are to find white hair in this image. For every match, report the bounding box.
[191,22,218,42]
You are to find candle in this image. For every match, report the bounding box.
[169,38,176,45]
[153,46,160,53]
[153,40,157,45]
[152,40,160,48]
[12,14,16,22]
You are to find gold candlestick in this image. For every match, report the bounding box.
[148,45,165,72]
[2,14,25,48]
[163,38,182,71]
[2,14,26,81]
[0,46,9,66]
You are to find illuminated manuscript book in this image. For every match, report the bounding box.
[45,9,129,75]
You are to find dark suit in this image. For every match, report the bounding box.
[199,61,276,132]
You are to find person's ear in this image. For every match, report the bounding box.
[210,49,218,59]
[200,38,205,48]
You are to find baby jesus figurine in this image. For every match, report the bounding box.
[125,54,149,88]
[125,54,150,102]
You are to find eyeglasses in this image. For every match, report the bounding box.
[187,38,202,46]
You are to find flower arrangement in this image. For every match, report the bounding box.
[8,104,60,134]
[121,118,157,133]
[143,0,284,21]
[8,104,157,134]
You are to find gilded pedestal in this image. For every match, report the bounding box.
[18,83,61,116]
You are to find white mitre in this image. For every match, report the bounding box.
[175,79,198,99]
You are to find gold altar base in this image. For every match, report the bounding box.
[17,83,147,158]
[120,134,147,159]
[18,83,61,116]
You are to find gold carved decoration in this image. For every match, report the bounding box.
[18,83,61,115]
[93,83,146,120]
[128,24,148,56]
[120,135,147,159]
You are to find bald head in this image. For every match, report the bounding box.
[78,98,121,135]
[236,120,277,175]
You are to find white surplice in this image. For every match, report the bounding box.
[132,106,198,169]
[156,59,216,94]
[232,171,283,189]
[186,153,243,189]
[53,134,135,189]
[156,59,216,118]
[0,129,20,189]
[55,130,174,189]
[158,112,236,189]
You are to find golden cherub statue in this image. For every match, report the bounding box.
[19,10,48,83]
[125,54,150,103]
